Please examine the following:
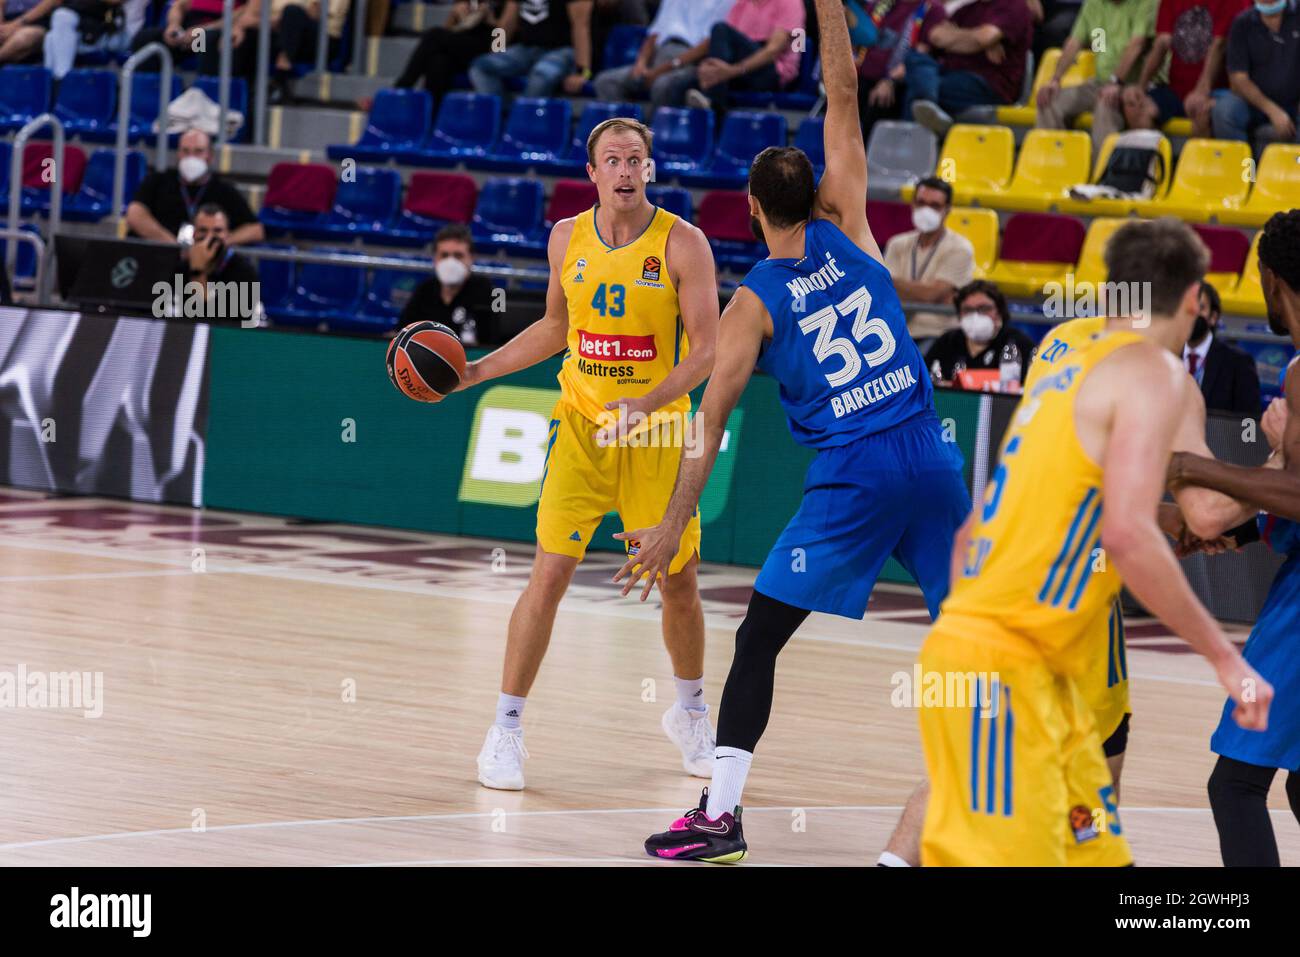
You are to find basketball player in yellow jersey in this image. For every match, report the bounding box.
[452,117,722,790]
[919,219,1272,866]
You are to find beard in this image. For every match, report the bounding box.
[749,216,765,244]
[1268,308,1289,337]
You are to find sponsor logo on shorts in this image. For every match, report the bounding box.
[1070,805,1099,844]
[577,330,657,362]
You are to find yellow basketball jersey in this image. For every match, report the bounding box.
[942,328,1148,676]
[1022,316,1106,392]
[557,205,689,426]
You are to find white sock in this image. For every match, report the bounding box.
[495,693,526,730]
[706,746,753,819]
[673,674,707,713]
[876,851,912,867]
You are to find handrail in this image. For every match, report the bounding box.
[0,228,48,304]
[216,0,234,152]
[315,0,332,77]
[114,42,173,232]
[254,0,272,145]
[352,0,368,76]
[236,244,549,283]
[6,114,64,304]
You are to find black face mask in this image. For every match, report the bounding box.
[1189,314,1211,345]
[749,215,765,244]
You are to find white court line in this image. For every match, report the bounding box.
[0,805,901,852]
[0,804,1278,854]
[0,533,1224,688]
[0,569,196,583]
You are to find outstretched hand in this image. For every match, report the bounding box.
[611,524,679,601]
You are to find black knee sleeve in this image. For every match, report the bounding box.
[1208,755,1281,867]
[715,590,810,753]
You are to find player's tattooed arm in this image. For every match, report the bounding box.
[456,219,573,391]
[612,287,767,600]
[1170,361,1300,523]
[601,222,719,428]
[808,0,881,263]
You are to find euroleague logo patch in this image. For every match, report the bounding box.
[1069,805,1099,844]
[641,256,661,282]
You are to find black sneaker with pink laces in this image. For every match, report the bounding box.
[644,789,747,864]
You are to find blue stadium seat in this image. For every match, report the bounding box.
[646,185,691,221]
[469,97,571,172]
[254,245,297,318]
[326,89,432,162]
[728,39,820,110]
[192,76,249,142]
[651,107,714,180]
[294,166,403,240]
[0,142,10,207]
[0,66,52,132]
[272,250,367,327]
[794,116,825,178]
[352,259,426,330]
[471,178,546,257]
[53,69,117,137]
[677,111,786,188]
[401,92,502,167]
[580,24,647,95]
[63,149,147,221]
[82,73,184,144]
[539,101,643,177]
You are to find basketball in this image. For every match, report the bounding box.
[385,321,467,403]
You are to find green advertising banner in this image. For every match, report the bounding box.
[206,327,985,579]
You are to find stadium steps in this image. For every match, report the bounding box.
[391,2,455,33]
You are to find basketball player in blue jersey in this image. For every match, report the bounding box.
[611,0,971,863]
[1167,210,1300,866]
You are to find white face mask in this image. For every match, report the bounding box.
[435,257,469,286]
[179,156,208,183]
[912,205,943,234]
[960,311,996,343]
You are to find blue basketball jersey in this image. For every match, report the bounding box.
[743,218,933,449]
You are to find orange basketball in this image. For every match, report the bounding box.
[385,321,467,403]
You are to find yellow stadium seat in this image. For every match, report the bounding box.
[986,129,1092,212]
[1220,232,1267,317]
[996,49,1096,127]
[1162,117,1193,138]
[1218,144,1300,228]
[1138,138,1252,221]
[900,124,1014,205]
[1073,217,1132,286]
[1055,132,1173,217]
[946,207,1000,276]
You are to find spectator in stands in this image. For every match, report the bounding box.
[399,224,496,346]
[0,0,58,64]
[177,203,263,322]
[857,0,948,138]
[903,0,1035,136]
[924,280,1035,384]
[0,261,11,305]
[882,176,976,344]
[1036,0,1158,158]
[44,0,147,81]
[382,1,499,114]
[127,128,265,246]
[1124,0,1247,137]
[592,0,733,112]
[263,0,353,102]
[1186,279,1262,415]
[468,0,595,98]
[681,0,806,114]
[1212,0,1300,144]
[131,0,249,68]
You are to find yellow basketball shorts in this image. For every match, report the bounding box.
[918,618,1132,867]
[1077,599,1131,748]
[535,401,701,573]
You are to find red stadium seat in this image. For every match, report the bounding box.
[697,190,764,272]
[987,212,1086,297]
[545,180,599,226]
[1191,223,1250,291]
[259,162,337,235]
[384,171,480,247]
[867,200,915,249]
[20,142,87,193]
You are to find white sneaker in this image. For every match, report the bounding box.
[662,703,716,778]
[911,99,954,137]
[477,724,528,791]
[685,89,712,111]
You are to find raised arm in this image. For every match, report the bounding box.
[809,0,879,260]
[455,220,573,391]
[611,286,769,599]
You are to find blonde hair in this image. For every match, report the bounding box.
[585,117,654,167]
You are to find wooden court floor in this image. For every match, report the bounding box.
[0,489,1295,867]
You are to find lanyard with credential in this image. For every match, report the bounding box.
[181,180,208,222]
[910,232,942,281]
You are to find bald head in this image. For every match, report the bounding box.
[178,129,213,162]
